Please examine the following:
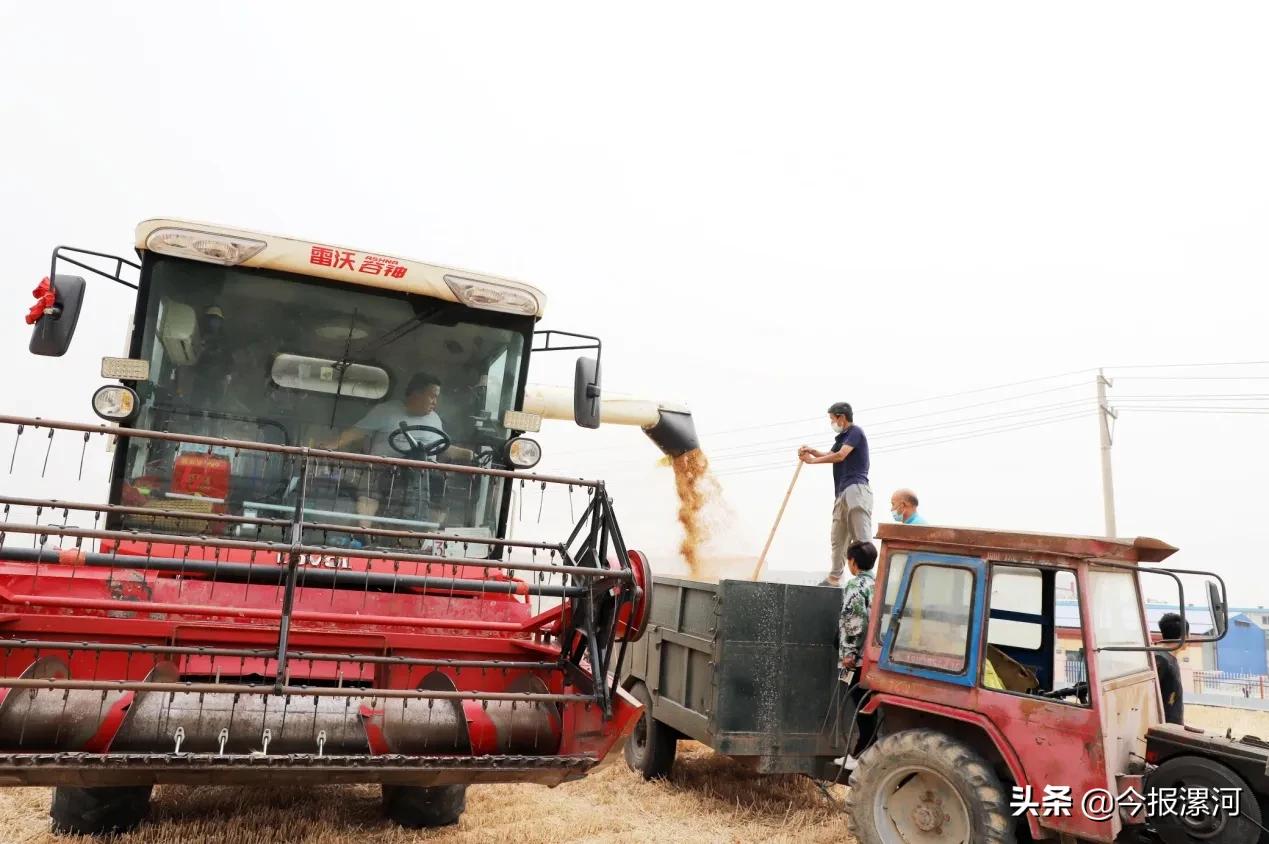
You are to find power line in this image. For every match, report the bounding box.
[706,398,1095,465]
[711,410,1094,477]
[1106,359,1269,371]
[595,394,1097,470]
[550,367,1097,457]
[700,361,1269,440]
[1112,394,1269,401]
[709,402,1269,477]
[701,367,1095,438]
[696,382,1093,457]
[1117,406,1269,414]
[548,360,1269,460]
[701,384,1269,461]
[1114,376,1269,381]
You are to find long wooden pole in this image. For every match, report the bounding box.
[751,461,803,581]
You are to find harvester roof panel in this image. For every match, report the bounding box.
[135,218,548,317]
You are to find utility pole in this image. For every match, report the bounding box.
[1096,369,1117,537]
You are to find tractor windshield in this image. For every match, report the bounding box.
[116,256,529,545]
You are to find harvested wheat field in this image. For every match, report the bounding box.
[0,742,851,844]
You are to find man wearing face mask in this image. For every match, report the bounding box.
[890,488,927,525]
[799,402,873,587]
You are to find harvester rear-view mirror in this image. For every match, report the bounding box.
[1208,580,1229,640]
[574,356,601,429]
[29,274,86,357]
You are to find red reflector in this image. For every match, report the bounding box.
[25,277,56,325]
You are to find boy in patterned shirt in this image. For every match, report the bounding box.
[839,540,879,671]
[833,540,878,774]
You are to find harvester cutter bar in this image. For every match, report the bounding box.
[0,751,596,787]
[0,678,591,704]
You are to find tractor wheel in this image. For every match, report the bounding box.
[1146,755,1262,844]
[623,682,677,780]
[49,785,153,836]
[381,784,467,828]
[845,728,1015,844]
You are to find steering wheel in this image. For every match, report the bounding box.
[1043,680,1090,705]
[387,425,451,459]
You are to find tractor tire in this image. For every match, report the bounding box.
[49,785,153,836]
[1146,755,1262,844]
[381,784,467,829]
[623,682,677,780]
[845,728,1015,844]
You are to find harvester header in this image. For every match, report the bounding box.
[3,218,661,835]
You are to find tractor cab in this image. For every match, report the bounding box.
[848,524,1237,844]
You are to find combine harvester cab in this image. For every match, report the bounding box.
[0,220,697,835]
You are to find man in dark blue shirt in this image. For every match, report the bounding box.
[799,402,874,587]
[1154,612,1187,725]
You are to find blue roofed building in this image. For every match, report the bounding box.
[1213,614,1269,675]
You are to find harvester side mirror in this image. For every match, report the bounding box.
[1208,580,1228,640]
[574,356,601,429]
[29,275,86,357]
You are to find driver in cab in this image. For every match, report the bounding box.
[322,372,474,529]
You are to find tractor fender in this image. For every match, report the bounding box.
[861,692,1042,841]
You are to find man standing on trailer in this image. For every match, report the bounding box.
[799,401,873,587]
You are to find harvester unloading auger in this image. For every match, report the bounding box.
[522,385,701,457]
[0,219,697,835]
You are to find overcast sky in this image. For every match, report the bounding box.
[2,2,1266,604]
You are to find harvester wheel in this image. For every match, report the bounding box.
[381,784,467,828]
[49,785,153,836]
[623,682,676,780]
[845,728,1015,844]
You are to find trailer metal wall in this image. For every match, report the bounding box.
[625,576,846,774]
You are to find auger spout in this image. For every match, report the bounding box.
[522,385,700,457]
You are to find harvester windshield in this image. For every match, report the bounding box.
[119,255,528,544]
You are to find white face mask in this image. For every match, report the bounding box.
[831,422,845,434]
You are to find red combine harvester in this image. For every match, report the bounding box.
[0,220,699,834]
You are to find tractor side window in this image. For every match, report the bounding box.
[1089,568,1151,679]
[987,566,1043,650]
[890,564,975,673]
[876,552,910,642]
[1054,570,1087,688]
[981,567,1089,705]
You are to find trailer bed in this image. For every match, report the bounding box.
[623,576,846,776]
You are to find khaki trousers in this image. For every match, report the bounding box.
[830,483,873,579]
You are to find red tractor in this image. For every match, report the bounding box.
[846,523,1261,844]
[0,219,698,834]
